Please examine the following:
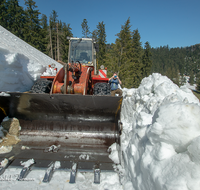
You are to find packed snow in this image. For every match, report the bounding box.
[1,25,200,189]
[0,25,62,92]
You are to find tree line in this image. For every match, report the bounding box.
[0,0,73,62]
[151,44,200,87]
[1,0,200,90]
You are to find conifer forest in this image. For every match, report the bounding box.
[1,0,200,89]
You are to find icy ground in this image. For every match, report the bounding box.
[1,25,200,190]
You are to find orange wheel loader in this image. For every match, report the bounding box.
[0,38,122,183]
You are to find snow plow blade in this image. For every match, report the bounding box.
[0,93,122,171]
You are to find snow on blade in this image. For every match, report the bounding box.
[0,146,12,154]
[54,161,61,169]
[0,92,10,96]
[108,143,120,164]
[79,154,90,160]
[0,158,8,167]
[20,158,34,168]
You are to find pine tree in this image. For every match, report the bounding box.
[142,41,152,78]
[0,0,7,28]
[189,71,194,85]
[115,18,133,87]
[96,21,106,67]
[5,0,26,39]
[49,10,58,60]
[128,29,143,88]
[81,19,90,38]
[40,14,48,54]
[23,0,44,51]
[197,78,200,92]
[60,23,73,62]
[91,29,98,41]
[104,42,121,78]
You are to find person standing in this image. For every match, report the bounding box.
[109,72,122,96]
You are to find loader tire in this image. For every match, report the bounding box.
[29,79,52,94]
[93,83,110,95]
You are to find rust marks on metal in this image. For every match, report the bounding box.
[115,97,123,118]
[0,107,7,116]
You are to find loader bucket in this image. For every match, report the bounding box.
[0,92,122,171]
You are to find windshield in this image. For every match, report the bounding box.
[69,39,93,64]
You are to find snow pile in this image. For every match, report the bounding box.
[0,25,62,92]
[120,73,200,190]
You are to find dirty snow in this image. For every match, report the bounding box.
[0,25,200,190]
[0,158,8,167]
[0,146,12,154]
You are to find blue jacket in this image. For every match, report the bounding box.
[109,78,119,91]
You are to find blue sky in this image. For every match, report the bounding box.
[19,0,200,48]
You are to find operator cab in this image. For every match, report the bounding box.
[68,38,96,66]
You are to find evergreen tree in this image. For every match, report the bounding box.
[23,0,44,51]
[5,0,26,39]
[197,78,200,92]
[104,43,119,77]
[91,29,98,41]
[40,14,48,54]
[115,18,133,87]
[189,71,194,85]
[0,0,7,28]
[142,41,152,78]
[129,29,143,88]
[60,23,73,62]
[81,19,90,38]
[96,21,106,67]
[48,10,58,60]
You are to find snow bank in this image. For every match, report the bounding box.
[0,25,62,92]
[121,73,200,190]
